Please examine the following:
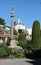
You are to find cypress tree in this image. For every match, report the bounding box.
[32,20,40,50]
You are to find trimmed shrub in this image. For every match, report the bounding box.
[12,49,25,58]
[0,44,11,58]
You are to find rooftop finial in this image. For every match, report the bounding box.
[17,17,21,24]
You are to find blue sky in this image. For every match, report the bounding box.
[0,0,41,28]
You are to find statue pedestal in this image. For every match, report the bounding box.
[9,39,22,49]
[10,39,17,47]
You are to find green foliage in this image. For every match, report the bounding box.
[18,33,26,41]
[25,49,41,58]
[13,29,17,35]
[18,33,32,50]
[12,49,25,58]
[17,41,28,49]
[18,33,27,49]
[40,30,41,35]
[0,44,11,58]
[24,41,33,58]
[27,40,32,50]
[0,18,6,26]
[24,49,33,58]
[32,20,40,50]
[0,48,7,57]
[40,30,41,45]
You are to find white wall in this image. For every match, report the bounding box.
[15,24,25,31]
[26,28,32,35]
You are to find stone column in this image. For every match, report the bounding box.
[11,8,14,39]
[10,8,17,48]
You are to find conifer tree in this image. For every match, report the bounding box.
[32,20,40,50]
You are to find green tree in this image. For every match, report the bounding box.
[32,20,40,50]
[40,30,41,36]
[0,18,6,26]
[18,33,27,49]
[18,33,26,41]
[13,29,17,35]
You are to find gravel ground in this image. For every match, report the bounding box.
[0,58,33,65]
[0,58,41,65]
